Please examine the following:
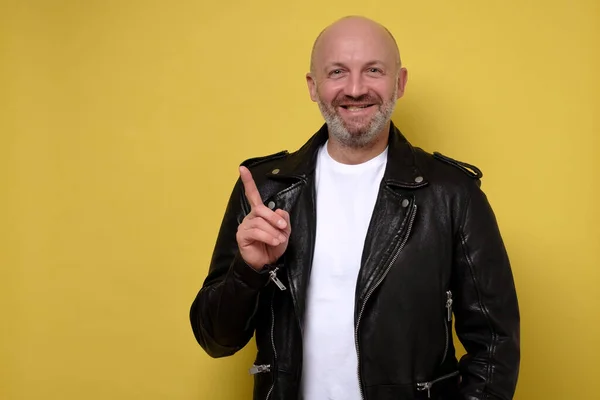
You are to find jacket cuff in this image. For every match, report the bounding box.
[232,253,271,290]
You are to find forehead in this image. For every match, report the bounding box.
[314,24,397,70]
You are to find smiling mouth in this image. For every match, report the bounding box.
[340,104,374,110]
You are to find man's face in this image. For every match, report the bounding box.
[307,22,406,148]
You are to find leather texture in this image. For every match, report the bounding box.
[190,123,520,400]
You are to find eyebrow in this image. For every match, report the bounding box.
[323,60,387,71]
[364,60,386,67]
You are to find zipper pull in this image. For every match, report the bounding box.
[268,267,287,291]
[446,290,453,322]
[249,364,271,375]
[416,382,432,398]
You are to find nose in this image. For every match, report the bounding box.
[343,72,368,98]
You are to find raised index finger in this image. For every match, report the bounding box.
[239,166,263,208]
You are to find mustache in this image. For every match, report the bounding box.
[331,94,381,107]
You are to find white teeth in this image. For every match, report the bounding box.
[346,105,369,111]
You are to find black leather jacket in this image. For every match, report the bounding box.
[190,123,520,400]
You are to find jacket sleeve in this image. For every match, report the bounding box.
[189,178,271,358]
[452,181,520,400]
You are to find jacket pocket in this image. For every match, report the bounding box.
[251,365,275,400]
[416,370,460,399]
[250,353,275,399]
[263,290,278,400]
[441,290,453,365]
[251,288,278,400]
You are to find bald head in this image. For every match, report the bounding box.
[309,16,401,76]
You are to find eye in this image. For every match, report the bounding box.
[327,68,347,79]
[367,67,383,74]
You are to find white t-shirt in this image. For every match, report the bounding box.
[301,142,388,400]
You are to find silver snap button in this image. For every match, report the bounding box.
[271,168,280,175]
[267,201,276,210]
[401,199,410,208]
[414,176,424,183]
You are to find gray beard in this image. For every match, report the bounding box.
[316,89,397,149]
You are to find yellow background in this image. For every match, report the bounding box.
[1,1,598,399]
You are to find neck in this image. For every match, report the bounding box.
[326,123,390,165]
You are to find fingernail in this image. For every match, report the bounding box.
[272,238,280,246]
[278,234,286,243]
[278,219,287,228]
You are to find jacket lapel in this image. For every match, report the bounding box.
[260,122,429,332]
[355,124,429,318]
[261,125,328,333]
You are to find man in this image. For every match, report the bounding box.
[190,16,520,400]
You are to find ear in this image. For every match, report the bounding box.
[306,73,318,102]
[396,67,408,99]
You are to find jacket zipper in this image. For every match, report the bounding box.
[265,290,276,400]
[416,370,460,398]
[354,204,418,400]
[441,290,453,365]
[446,290,453,322]
[249,364,271,375]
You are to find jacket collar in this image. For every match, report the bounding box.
[267,121,429,189]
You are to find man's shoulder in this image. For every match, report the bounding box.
[413,147,484,189]
[430,151,483,180]
[240,150,290,169]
